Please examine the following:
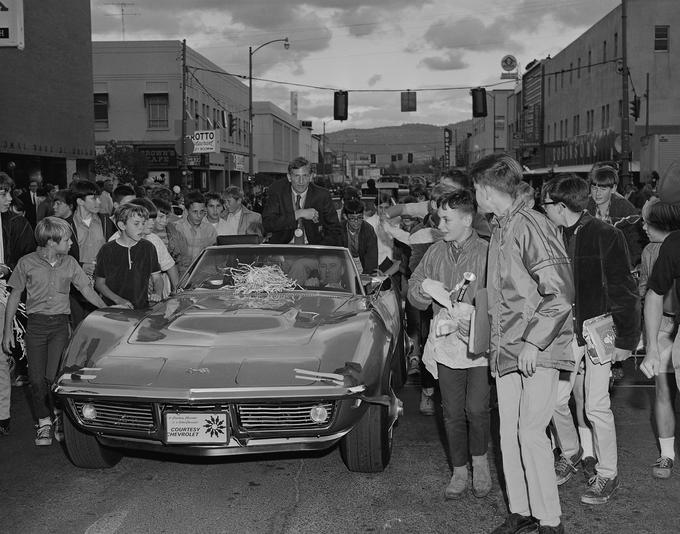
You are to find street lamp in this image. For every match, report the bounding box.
[249,37,289,182]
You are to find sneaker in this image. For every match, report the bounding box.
[445,465,468,499]
[652,456,673,479]
[0,418,9,436]
[555,446,583,485]
[582,456,597,480]
[407,354,421,376]
[538,524,564,534]
[52,414,64,443]
[35,422,53,446]
[12,374,28,387]
[472,454,492,498]
[491,513,539,534]
[419,389,435,416]
[581,474,619,504]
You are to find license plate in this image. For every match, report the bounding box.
[165,412,229,444]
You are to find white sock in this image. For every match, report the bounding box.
[578,426,594,458]
[659,437,675,460]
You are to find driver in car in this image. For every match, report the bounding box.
[307,254,346,289]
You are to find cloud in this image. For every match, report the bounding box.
[420,52,468,71]
[367,74,382,86]
[509,0,619,29]
[423,16,522,53]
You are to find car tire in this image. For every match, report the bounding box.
[339,401,392,473]
[63,414,122,469]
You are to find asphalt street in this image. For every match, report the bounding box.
[1,359,679,534]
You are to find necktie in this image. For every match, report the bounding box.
[294,194,304,244]
[295,194,301,210]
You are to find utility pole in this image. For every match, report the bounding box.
[104,2,138,41]
[180,39,189,187]
[620,0,631,188]
[645,72,650,138]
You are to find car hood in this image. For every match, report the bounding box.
[128,290,364,347]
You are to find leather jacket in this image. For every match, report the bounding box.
[487,199,575,377]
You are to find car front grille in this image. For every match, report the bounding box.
[73,400,155,432]
[236,401,335,430]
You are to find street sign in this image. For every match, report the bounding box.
[232,154,245,171]
[0,0,24,49]
[188,130,219,154]
[501,54,517,72]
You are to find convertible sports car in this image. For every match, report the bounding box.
[54,245,405,473]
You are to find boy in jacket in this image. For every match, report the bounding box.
[472,154,574,534]
[543,175,640,505]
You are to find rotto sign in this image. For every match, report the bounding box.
[188,130,220,154]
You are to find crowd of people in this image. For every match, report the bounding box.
[1,153,679,534]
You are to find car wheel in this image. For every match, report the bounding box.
[339,401,392,473]
[63,414,122,469]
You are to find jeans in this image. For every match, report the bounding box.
[0,301,9,420]
[438,364,490,468]
[26,314,70,420]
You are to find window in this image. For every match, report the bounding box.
[614,33,618,57]
[560,119,564,139]
[655,25,669,51]
[569,63,573,83]
[573,114,579,136]
[605,104,610,128]
[618,99,623,117]
[145,94,169,129]
[555,72,559,92]
[565,118,568,138]
[94,93,109,129]
[601,105,606,129]
[588,50,592,72]
[547,124,550,141]
[577,57,581,78]
[603,40,607,62]
[548,77,551,96]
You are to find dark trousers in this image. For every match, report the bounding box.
[26,314,70,420]
[438,364,490,468]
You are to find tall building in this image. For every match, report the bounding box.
[0,1,94,187]
[93,41,250,191]
[536,0,680,180]
[465,89,513,166]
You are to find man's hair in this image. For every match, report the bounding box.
[224,186,243,200]
[70,179,100,201]
[343,198,364,215]
[429,183,457,202]
[437,189,477,215]
[112,184,136,204]
[288,156,310,173]
[590,165,619,187]
[150,197,171,215]
[0,172,14,192]
[342,186,361,202]
[35,216,72,246]
[470,153,523,196]
[366,178,376,189]
[130,197,157,219]
[114,203,148,225]
[516,180,536,209]
[53,189,75,211]
[205,192,224,205]
[410,185,427,199]
[40,183,57,196]
[441,169,472,190]
[184,190,206,208]
[643,199,680,233]
[149,186,173,204]
[542,174,590,212]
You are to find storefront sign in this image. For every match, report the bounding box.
[232,154,245,171]
[137,146,177,168]
[188,130,219,154]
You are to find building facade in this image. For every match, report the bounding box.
[93,40,250,191]
[538,0,680,180]
[0,0,94,187]
[465,89,513,166]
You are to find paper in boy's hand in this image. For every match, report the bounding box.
[435,316,457,337]
[421,278,454,313]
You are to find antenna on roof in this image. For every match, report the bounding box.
[104,2,139,41]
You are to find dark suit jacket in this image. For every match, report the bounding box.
[263,180,342,245]
[568,212,640,350]
[340,220,378,274]
[1,211,36,268]
[18,191,38,228]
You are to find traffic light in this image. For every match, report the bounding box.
[471,87,487,117]
[334,91,348,121]
[228,113,236,136]
[629,96,641,121]
[370,154,376,164]
[407,152,413,163]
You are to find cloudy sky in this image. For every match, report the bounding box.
[91,0,620,133]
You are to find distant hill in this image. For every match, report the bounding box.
[324,121,473,162]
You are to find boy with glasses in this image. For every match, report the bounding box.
[340,198,377,275]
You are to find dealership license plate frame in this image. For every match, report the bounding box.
[165,412,229,444]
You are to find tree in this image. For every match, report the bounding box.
[94,140,149,183]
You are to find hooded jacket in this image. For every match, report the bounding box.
[487,199,575,377]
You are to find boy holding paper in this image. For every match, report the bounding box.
[407,189,490,499]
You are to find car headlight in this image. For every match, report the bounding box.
[309,404,329,423]
[81,403,97,420]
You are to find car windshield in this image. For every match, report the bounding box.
[180,245,361,294]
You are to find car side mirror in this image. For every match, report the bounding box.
[360,273,390,295]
